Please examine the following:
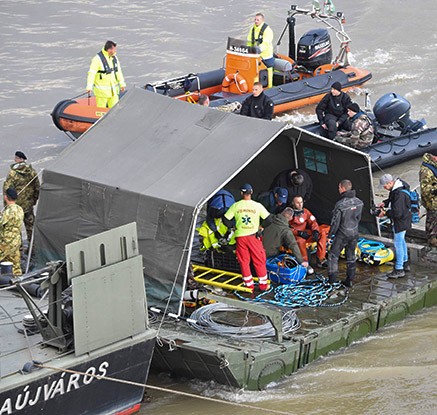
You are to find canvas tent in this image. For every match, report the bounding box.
[35,87,377,311]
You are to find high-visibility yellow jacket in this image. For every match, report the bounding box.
[247,23,274,60]
[86,48,126,98]
[197,218,236,251]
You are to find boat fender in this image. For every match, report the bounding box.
[222,73,249,93]
[273,58,294,73]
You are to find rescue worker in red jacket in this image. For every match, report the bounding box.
[289,195,328,274]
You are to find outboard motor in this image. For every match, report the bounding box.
[296,28,332,71]
[373,93,426,134]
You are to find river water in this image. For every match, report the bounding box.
[1,0,436,413]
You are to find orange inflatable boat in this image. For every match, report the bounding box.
[52,5,371,138]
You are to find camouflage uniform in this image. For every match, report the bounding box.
[335,113,374,149]
[3,162,40,244]
[0,203,24,275]
[419,153,437,246]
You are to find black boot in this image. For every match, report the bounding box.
[328,273,337,284]
[342,277,353,288]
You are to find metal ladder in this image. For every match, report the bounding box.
[193,265,262,293]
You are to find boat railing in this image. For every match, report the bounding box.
[145,73,202,95]
[288,5,351,67]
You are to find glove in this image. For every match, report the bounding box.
[218,238,228,246]
[298,230,310,240]
[312,230,320,242]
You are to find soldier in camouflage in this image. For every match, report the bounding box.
[3,151,40,245]
[335,103,374,149]
[419,152,437,247]
[0,188,24,275]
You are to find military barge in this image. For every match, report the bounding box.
[0,224,156,414]
[151,249,436,390]
[35,88,436,392]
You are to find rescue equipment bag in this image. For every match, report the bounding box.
[357,238,394,265]
[266,254,307,284]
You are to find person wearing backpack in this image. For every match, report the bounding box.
[198,189,236,251]
[378,174,412,278]
[419,153,437,247]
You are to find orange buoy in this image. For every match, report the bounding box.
[221,73,249,93]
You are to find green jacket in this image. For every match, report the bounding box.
[0,203,24,250]
[420,153,437,211]
[262,213,304,262]
[3,162,40,212]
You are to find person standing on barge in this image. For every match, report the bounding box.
[224,184,271,292]
[0,188,24,275]
[327,179,363,287]
[420,153,437,247]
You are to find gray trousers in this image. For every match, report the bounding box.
[328,233,358,281]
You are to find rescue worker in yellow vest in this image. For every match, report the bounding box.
[197,218,236,252]
[247,13,275,88]
[86,40,126,108]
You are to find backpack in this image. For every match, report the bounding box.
[206,190,236,232]
[401,189,420,224]
[207,189,235,213]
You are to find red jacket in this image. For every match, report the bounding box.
[289,208,319,236]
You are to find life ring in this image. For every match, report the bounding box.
[222,73,249,93]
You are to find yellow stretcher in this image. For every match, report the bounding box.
[193,265,262,293]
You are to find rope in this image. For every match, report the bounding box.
[35,364,295,415]
[0,274,49,291]
[235,276,348,308]
[187,303,300,338]
[277,74,332,95]
[216,101,242,113]
[232,73,247,94]
[155,208,199,334]
[69,91,89,100]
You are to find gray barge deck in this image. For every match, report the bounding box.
[151,256,437,390]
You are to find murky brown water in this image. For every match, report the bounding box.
[2,0,436,413]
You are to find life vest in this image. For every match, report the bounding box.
[97,51,119,81]
[251,23,268,46]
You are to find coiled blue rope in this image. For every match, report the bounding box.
[235,276,348,308]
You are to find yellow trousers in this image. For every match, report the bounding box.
[96,95,119,109]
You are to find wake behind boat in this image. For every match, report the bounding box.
[51,4,371,138]
[0,224,156,415]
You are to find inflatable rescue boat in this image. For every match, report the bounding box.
[303,92,437,170]
[52,5,371,138]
